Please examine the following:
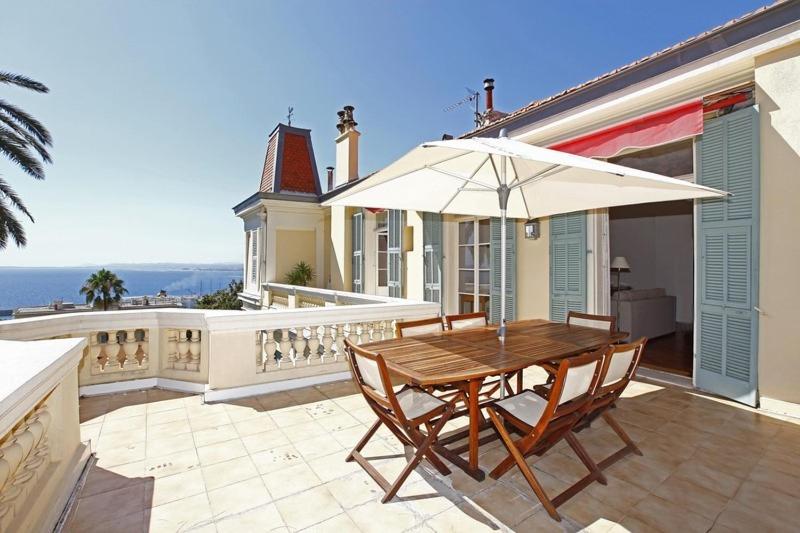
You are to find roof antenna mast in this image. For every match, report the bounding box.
[443,87,482,128]
[287,106,294,126]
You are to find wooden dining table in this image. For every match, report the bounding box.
[362,319,626,480]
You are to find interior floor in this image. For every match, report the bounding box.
[640,329,693,376]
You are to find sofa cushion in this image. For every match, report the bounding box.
[617,288,666,301]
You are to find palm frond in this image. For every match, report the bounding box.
[0,126,45,179]
[0,176,34,221]
[0,198,26,249]
[0,112,51,163]
[0,99,52,145]
[0,72,49,93]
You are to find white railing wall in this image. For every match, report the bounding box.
[0,287,440,401]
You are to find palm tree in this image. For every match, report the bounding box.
[0,71,52,250]
[80,269,129,311]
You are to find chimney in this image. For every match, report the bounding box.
[334,105,360,186]
[326,166,334,191]
[484,78,495,111]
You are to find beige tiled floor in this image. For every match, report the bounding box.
[66,371,800,532]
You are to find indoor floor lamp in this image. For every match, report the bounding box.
[611,256,631,322]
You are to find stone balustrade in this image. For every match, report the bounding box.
[0,338,88,532]
[0,287,439,401]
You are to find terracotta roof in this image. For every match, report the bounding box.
[258,124,321,196]
[462,1,792,138]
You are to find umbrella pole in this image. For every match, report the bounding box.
[498,151,509,399]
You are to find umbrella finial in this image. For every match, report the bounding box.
[499,128,508,138]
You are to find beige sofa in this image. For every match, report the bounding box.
[611,288,676,342]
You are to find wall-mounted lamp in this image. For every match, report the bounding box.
[524,219,540,240]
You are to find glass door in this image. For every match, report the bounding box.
[376,211,389,296]
[458,218,490,314]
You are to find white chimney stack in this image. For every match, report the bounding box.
[334,105,359,187]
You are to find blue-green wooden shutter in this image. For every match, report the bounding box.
[351,210,364,293]
[550,212,586,322]
[387,210,404,298]
[696,106,760,407]
[423,212,443,308]
[489,217,516,324]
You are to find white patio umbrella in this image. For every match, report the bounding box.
[325,132,726,348]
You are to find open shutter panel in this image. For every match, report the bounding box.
[351,210,364,293]
[423,212,443,308]
[696,106,759,407]
[550,212,586,322]
[387,210,404,298]
[489,217,516,324]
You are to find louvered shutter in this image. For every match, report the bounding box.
[550,212,586,322]
[423,212,443,308]
[351,210,364,293]
[489,217,516,324]
[696,106,760,407]
[387,210,404,298]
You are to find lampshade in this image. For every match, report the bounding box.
[611,256,631,270]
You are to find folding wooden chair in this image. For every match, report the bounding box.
[567,311,617,334]
[445,312,521,397]
[395,316,444,338]
[344,339,455,503]
[572,338,648,470]
[486,350,606,521]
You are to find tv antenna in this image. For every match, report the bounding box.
[287,106,294,126]
[444,87,482,127]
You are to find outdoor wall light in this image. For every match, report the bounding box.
[524,219,540,240]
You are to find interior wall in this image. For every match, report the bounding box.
[610,201,694,324]
[275,229,317,285]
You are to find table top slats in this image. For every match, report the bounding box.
[363,319,624,386]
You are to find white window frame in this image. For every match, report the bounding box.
[457,217,491,314]
[375,212,389,296]
[247,229,259,290]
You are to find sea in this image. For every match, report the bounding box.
[0,266,243,315]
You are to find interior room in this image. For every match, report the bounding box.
[607,139,696,376]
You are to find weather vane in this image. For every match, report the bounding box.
[287,106,294,126]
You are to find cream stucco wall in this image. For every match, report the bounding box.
[328,205,351,291]
[515,218,551,320]
[755,42,800,405]
[275,229,317,285]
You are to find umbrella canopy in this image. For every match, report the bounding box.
[324,136,726,218]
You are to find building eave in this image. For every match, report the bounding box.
[462,0,800,139]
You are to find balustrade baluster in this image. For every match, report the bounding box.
[293,328,308,365]
[279,328,292,366]
[307,326,320,364]
[335,324,345,361]
[321,325,334,362]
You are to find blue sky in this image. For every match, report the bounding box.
[1,0,766,266]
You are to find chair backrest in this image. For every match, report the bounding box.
[567,311,616,335]
[445,312,488,331]
[396,317,444,338]
[344,339,409,424]
[597,337,647,396]
[537,350,605,434]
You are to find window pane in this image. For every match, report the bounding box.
[378,270,388,286]
[459,246,475,269]
[459,221,474,245]
[478,244,490,269]
[458,270,474,294]
[378,234,387,253]
[478,295,490,315]
[478,218,490,243]
[459,294,475,314]
[378,251,387,269]
[376,211,388,231]
[478,271,490,295]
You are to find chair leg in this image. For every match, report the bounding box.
[565,432,606,485]
[486,407,561,521]
[382,406,454,503]
[346,419,382,462]
[603,411,642,456]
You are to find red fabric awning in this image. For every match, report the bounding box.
[549,100,703,158]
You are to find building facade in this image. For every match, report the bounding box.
[234,1,800,411]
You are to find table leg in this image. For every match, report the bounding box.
[468,378,483,476]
